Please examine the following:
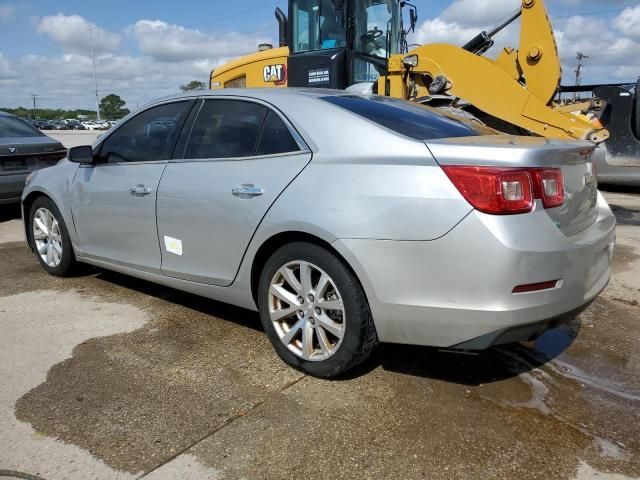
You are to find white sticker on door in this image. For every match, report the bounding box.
[164,236,183,256]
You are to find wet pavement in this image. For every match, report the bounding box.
[0,188,639,479]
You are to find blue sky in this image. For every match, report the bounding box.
[0,0,639,109]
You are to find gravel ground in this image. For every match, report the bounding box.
[0,188,639,480]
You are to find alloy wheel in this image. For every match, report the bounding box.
[268,260,346,361]
[33,207,63,268]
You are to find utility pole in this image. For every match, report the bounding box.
[574,52,589,101]
[89,23,101,121]
[30,94,39,119]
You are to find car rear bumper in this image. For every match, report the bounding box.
[333,192,616,349]
[0,173,28,204]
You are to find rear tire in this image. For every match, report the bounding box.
[29,196,77,277]
[258,242,378,378]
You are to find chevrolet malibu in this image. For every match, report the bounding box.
[22,89,616,378]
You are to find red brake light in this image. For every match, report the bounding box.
[532,168,565,208]
[442,166,534,215]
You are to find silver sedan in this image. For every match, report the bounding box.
[21,89,616,377]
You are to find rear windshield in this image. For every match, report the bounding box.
[0,116,43,138]
[321,95,493,140]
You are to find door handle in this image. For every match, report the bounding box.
[130,184,152,196]
[232,184,264,199]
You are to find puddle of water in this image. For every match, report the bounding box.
[548,359,640,403]
[0,289,147,479]
[533,323,580,361]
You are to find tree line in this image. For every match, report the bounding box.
[2,81,207,121]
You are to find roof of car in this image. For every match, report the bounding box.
[0,111,17,118]
[145,87,357,108]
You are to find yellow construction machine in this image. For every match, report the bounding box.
[210,0,609,144]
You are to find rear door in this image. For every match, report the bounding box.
[70,100,193,271]
[156,98,311,286]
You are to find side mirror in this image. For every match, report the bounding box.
[68,145,94,164]
[410,8,418,33]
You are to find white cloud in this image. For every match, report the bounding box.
[613,5,640,41]
[413,18,472,46]
[0,4,14,22]
[440,0,519,27]
[132,19,271,62]
[0,53,14,79]
[0,15,272,110]
[0,52,223,109]
[0,14,276,109]
[37,14,122,54]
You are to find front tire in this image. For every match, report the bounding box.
[258,242,377,378]
[29,196,77,277]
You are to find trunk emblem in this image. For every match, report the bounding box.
[8,147,17,154]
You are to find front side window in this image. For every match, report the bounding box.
[99,102,190,163]
[0,116,43,138]
[291,0,346,53]
[185,100,268,159]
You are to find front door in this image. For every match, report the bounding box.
[156,99,311,286]
[70,100,193,272]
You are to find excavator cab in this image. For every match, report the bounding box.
[285,0,410,90]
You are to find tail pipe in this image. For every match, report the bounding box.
[275,7,288,47]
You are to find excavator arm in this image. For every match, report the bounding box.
[385,0,609,143]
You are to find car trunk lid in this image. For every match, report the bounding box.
[0,137,66,175]
[425,135,599,236]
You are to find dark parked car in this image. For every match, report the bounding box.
[49,120,69,130]
[0,111,66,204]
[32,120,54,130]
[65,120,86,130]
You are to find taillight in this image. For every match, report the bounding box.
[532,169,564,208]
[442,166,534,215]
[442,166,565,215]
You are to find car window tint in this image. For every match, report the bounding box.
[100,102,189,163]
[0,116,44,138]
[321,95,494,140]
[256,111,300,155]
[185,100,267,159]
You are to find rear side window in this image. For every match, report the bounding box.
[186,100,267,159]
[256,111,300,155]
[0,116,43,138]
[321,95,491,140]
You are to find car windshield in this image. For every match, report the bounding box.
[0,116,44,138]
[321,95,496,140]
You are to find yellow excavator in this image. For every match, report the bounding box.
[210,0,609,144]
